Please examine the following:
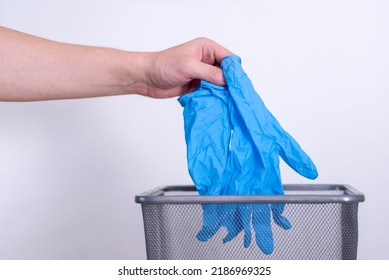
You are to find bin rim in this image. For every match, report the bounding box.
[135,184,365,205]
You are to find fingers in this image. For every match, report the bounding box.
[146,38,232,98]
[222,204,243,244]
[195,37,233,66]
[278,131,319,179]
[271,204,292,230]
[252,204,274,255]
[239,204,252,248]
[191,61,226,86]
[187,37,233,86]
[196,205,222,242]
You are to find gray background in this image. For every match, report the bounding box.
[0,0,388,259]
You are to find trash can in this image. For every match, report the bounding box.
[135,184,364,260]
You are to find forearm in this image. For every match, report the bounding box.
[0,26,149,101]
[1,26,232,101]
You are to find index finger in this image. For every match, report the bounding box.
[197,37,234,66]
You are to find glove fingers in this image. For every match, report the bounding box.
[197,204,222,242]
[257,162,292,230]
[271,204,292,230]
[252,204,274,255]
[238,204,252,248]
[197,227,219,242]
[221,101,254,245]
[278,131,318,180]
[222,204,243,243]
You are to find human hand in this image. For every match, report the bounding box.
[142,37,232,99]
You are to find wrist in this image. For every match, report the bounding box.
[119,51,154,97]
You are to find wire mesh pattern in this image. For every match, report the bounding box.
[138,186,363,260]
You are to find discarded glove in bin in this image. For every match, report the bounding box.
[178,55,318,254]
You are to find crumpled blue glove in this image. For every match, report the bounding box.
[178,83,231,240]
[178,55,318,254]
[222,55,318,254]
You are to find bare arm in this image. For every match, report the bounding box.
[0,26,232,101]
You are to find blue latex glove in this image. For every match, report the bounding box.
[178,83,287,251]
[178,83,231,240]
[221,55,318,253]
[222,56,318,182]
[178,55,318,254]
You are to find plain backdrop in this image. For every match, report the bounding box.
[0,0,388,259]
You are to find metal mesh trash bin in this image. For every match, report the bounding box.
[135,184,364,260]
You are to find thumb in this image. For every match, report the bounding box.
[278,130,319,180]
[192,61,226,86]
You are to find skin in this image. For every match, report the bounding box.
[0,26,233,101]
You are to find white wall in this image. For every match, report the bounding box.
[0,0,388,259]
